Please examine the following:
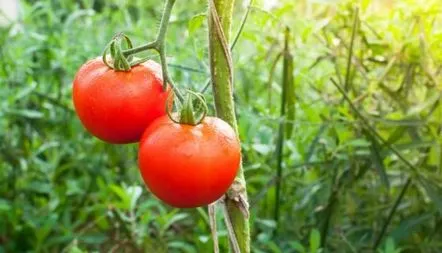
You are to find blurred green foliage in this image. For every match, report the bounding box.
[0,0,441,252]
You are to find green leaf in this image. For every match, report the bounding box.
[289,241,306,253]
[345,138,371,148]
[267,241,282,253]
[385,127,407,145]
[66,179,84,196]
[188,13,206,35]
[309,229,320,253]
[393,141,437,151]
[196,207,209,225]
[79,233,107,244]
[63,9,95,29]
[14,81,37,101]
[168,241,195,253]
[252,143,272,155]
[26,181,52,194]
[161,212,189,235]
[418,177,442,213]
[305,124,328,162]
[389,213,432,242]
[68,246,85,253]
[126,185,142,211]
[6,109,43,119]
[109,184,131,210]
[384,237,399,253]
[406,92,440,116]
[256,218,276,229]
[0,198,11,212]
[365,131,390,188]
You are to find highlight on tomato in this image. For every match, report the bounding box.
[138,92,240,208]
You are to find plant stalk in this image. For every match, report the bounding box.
[120,0,184,101]
[274,27,292,232]
[122,41,157,57]
[156,0,176,43]
[373,177,412,249]
[208,0,250,252]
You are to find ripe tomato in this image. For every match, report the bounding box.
[138,116,240,208]
[73,57,170,144]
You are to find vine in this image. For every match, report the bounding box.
[208,0,251,252]
[103,0,184,102]
[100,0,253,251]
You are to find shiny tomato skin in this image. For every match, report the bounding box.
[72,57,170,144]
[138,116,241,208]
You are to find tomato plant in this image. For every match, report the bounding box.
[138,115,240,208]
[72,57,171,144]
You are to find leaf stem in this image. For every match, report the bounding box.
[230,0,254,50]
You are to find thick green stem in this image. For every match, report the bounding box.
[208,0,250,252]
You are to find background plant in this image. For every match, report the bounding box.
[0,0,441,252]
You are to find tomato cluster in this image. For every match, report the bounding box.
[72,58,240,208]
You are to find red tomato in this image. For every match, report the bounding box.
[73,57,170,144]
[138,116,240,208]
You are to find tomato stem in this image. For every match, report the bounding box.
[156,0,175,46]
[167,90,208,126]
[102,33,136,71]
[180,94,197,125]
[122,41,157,56]
[117,0,184,102]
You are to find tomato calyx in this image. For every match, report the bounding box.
[102,33,148,71]
[167,90,208,126]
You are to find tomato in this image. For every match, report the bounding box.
[138,116,240,208]
[73,57,171,144]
